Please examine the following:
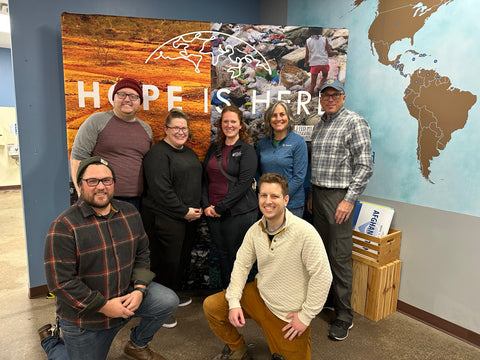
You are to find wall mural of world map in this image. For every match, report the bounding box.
[295,0,480,217]
[360,0,477,183]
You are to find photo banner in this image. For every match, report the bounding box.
[61,13,349,159]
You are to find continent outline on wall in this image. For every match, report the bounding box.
[363,0,477,182]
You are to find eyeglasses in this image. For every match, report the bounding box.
[116,92,140,101]
[82,177,115,187]
[320,92,344,100]
[166,126,189,133]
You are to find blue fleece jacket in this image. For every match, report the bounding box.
[256,131,308,209]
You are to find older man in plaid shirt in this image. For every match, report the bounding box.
[307,79,373,341]
[40,156,178,360]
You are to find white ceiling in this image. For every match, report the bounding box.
[0,0,10,49]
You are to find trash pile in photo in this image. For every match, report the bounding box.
[210,23,348,144]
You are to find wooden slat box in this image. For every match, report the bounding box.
[351,258,402,321]
[352,229,401,268]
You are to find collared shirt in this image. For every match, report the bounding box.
[44,199,154,330]
[310,107,373,204]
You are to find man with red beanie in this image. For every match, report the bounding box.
[70,78,152,210]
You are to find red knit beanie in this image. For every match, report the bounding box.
[113,78,143,103]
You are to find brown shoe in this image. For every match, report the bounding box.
[124,340,167,360]
[213,344,251,360]
[38,324,53,341]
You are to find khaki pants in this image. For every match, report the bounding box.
[203,281,311,360]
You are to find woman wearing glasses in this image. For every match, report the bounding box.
[202,105,258,289]
[141,108,203,327]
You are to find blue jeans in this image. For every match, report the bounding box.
[41,282,179,360]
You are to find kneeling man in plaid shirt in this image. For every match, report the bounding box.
[40,156,178,360]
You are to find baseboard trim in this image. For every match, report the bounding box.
[0,185,21,191]
[397,300,480,348]
[29,284,49,299]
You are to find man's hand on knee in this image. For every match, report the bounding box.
[282,312,308,341]
[228,307,245,327]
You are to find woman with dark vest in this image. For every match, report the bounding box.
[202,105,258,289]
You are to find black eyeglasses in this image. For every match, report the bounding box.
[320,92,344,100]
[166,126,189,133]
[82,177,115,187]
[116,92,140,101]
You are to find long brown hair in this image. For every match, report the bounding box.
[216,105,251,145]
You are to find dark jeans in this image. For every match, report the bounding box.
[311,186,354,323]
[207,209,258,289]
[41,282,179,360]
[141,208,198,290]
[114,196,141,211]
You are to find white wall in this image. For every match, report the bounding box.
[0,107,20,186]
[362,195,480,333]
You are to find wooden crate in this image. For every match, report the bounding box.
[351,258,402,321]
[352,229,401,267]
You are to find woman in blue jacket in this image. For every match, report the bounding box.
[203,105,258,289]
[256,100,308,218]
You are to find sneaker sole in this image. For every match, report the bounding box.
[162,321,178,329]
[328,323,353,341]
[178,298,192,307]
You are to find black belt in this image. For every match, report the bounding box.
[314,185,348,191]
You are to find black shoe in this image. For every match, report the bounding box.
[328,319,353,341]
[212,344,251,360]
[271,354,285,360]
[178,296,192,307]
[162,315,177,329]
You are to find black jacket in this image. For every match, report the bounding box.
[202,138,257,216]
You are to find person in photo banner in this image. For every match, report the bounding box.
[202,105,258,289]
[141,108,203,328]
[307,79,373,341]
[305,27,339,97]
[70,77,152,210]
[41,156,178,360]
[204,173,332,360]
[256,100,308,218]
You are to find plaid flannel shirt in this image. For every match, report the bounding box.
[44,199,155,330]
[310,107,373,204]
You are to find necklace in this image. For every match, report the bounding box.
[266,217,286,236]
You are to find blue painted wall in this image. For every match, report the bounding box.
[0,48,15,107]
[9,0,260,290]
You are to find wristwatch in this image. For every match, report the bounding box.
[133,286,148,298]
